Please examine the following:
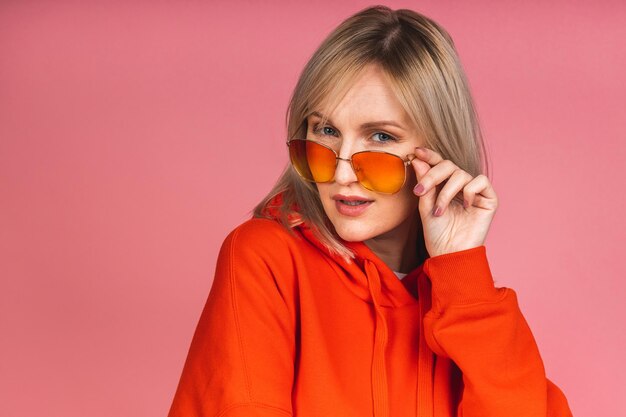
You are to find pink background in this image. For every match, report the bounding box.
[1,1,624,416]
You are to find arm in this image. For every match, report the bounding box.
[168,220,296,417]
[422,245,572,417]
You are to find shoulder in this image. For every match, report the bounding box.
[231,217,295,239]
[226,217,299,247]
[219,217,303,266]
[213,218,303,302]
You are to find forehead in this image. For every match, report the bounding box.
[312,64,413,128]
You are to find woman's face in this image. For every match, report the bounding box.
[309,64,425,243]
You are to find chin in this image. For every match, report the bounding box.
[330,218,379,242]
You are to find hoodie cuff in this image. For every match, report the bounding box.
[423,245,502,309]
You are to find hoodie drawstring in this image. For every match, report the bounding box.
[416,272,435,417]
[364,259,390,417]
[364,260,435,417]
[262,195,436,416]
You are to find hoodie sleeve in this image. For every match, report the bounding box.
[422,245,572,417]
[167,220,296,417]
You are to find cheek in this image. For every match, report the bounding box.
[316,184,333,210]
[392,181,420,217]
[369,184,418,221]
[390,192,419,217]
[316,183,329,200]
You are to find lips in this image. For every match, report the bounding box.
[339,200,369,206]
[334,200,373,216]
[331,194,374,202]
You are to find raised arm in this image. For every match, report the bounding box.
[422,245,572,417]
[168,220,297,417]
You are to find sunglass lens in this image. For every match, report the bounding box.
[352,152,406,194]
[289,139,336,182]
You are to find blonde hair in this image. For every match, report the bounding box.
[252,5,491,261]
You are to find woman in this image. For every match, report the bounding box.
[168,6,572,417]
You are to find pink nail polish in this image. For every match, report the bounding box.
[433,206,442,216]
[414,184,424,195]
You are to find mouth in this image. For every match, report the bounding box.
[338,200,370,206]
[332,196,374,217]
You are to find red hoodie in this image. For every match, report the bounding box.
[168,194,572,417]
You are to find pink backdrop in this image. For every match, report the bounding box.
[1,1,624,416]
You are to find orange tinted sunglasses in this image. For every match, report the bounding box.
[287,138,416,194]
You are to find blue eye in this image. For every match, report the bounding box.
[321,126,337,136]
[311,124,339,137]
[310,123,396,144]
[372,132,396,143]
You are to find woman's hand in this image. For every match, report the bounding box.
[411,147,498,257]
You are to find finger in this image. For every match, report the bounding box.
[463,174,499,210]
[409,157,437,211]
[409,147,445,183]
[412,159,458,197]
[419,178,438,215]
[433,169,473,216]
[410,156,430,183]
[414,147,444,166]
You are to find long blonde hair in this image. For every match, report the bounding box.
[252,5,491,261]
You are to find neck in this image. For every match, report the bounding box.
[363,211,425,273]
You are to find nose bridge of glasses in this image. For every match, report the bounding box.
[320,137,364,181]
[337,138,381,179]
[333,154,361,184]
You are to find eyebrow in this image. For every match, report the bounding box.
[309,111,407,131]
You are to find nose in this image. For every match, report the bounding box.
[334,144,359,186]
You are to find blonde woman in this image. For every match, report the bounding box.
[168,6,572,417]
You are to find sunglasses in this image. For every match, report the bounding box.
[286,138,416,194]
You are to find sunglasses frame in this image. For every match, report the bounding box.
[286,138,417,194]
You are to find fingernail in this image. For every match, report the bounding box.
[433,206,442,216]
[463,199,469,208]
[413,184,425,195]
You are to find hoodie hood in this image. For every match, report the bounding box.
[260,192,436,417]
